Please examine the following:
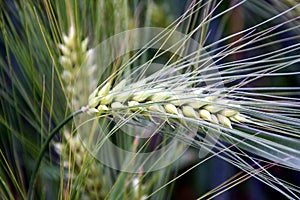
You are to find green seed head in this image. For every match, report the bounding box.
[101,93,114,105]
[112,79,127,93]
[97,82,111,98]
[182,106,199,119]
[87,79,247,131]
[132,91,151,102]
[111,101,125,109]
[148,104,166,113]
[97,105,109,114]
[199,109,213,122]
[164,104,179,115]
[220,108,238,117]
[204,105,223,113]
[217,114,232,129]
[128,101,141,111]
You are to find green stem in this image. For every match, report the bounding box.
[27,109,84,199]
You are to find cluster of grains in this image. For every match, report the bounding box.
[88,81,247,129]
[54,131,107,199]
[58,26,89,99]
[57,27,106,199]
